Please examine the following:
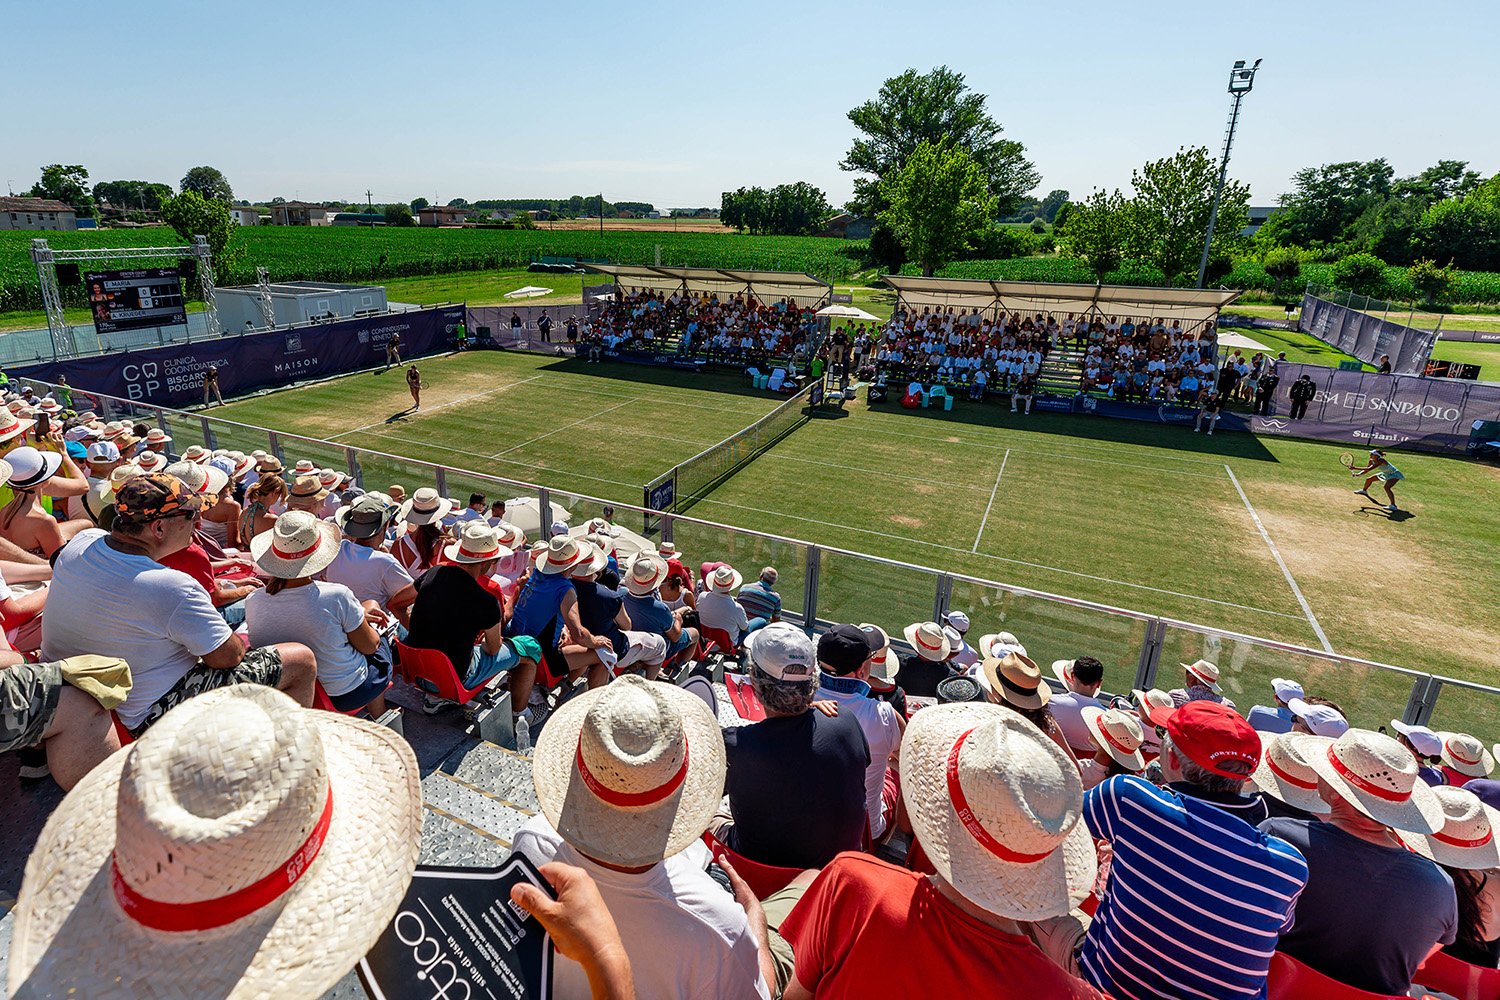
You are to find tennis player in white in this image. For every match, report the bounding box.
[1351,448,1405,511]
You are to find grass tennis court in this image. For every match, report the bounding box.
[209,350,1500,703]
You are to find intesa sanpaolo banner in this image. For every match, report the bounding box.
[12,306,464,408]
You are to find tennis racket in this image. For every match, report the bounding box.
[1339,452,1356,470]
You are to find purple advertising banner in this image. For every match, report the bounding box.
[1299,294,1438,374]
[11,306,464,407]
[1251,363,1500,454]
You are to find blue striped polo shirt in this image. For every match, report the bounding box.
[1080,775,1309,1000]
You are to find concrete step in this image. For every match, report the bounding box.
[421,769,535,850]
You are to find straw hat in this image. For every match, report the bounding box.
[1307,728,1445,833]
[535,535,591,577]
[1081,707,1146,771]
[286,474,330,508]
[257,455,284,474]
[978,652,1050,710]
[1181,659,1222,693]
[5,447,62,490]
[164,460,229,503]
[1439,732,1496,778]
[101,421,130,442]
[316,468,341,491]
[90,463,145,507]
[251,511,343,578]
[443,521,512,565]
[977,631,1027,660]
[1400,786,1500,869]
[1132,688,1175,729]
[181,444,212,465]
[6,684,421,1000]
[903,621,952,662]
[226,451,254,480]
[658,540,679,557]
[396,487,451,526]
[494,521,527,550]
[1250,733,1333,815]
[624,553,670,594]
[0,456,13,489]
[901,703,1095,920]
[135,449,168,474]
[706,564,743,594]
[293,459,317,476]
[858,623,898,681]
[143,427,172,448]
[531,674,725,868]
[567,539,609,579]
[36,397,62,414]
[386,484,406,503]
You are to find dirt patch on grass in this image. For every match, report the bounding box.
[911,483,938,495]
[890,515,926,529]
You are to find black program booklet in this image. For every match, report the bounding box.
[359,853,556,1000]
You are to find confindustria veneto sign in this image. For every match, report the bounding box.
[358,855,555,1000]
[12,305,464,407]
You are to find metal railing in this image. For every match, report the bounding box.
[18,373,1500,742]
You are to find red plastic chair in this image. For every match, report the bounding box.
[394,640,500,707]
[697,624,739,657]
[111,711,134,746]
[312,680,392,718]
[701,831,802,900]
[1266,952,1411,1000]
[1414,949,1500,1000]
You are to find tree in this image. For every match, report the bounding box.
[1414,191,1500,272]
[1029,217,1047,234]
[1051,200,1075,234]
[384,203,415,227]
[410,197,429,213]
[160,191,241,282]
[446,197,470,209]
[877,139,997,276]
[1128,146,1249,285]
[1057,189,1131,280]
[1329,252,1389,298]
[29,164,94,217]
[1038,188,1070,223]
[1262,246,1303,299]
[1407,258,1454,305]
[180,166,234,203]
[92,179,172,212]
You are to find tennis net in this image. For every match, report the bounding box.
[644,377,822,527]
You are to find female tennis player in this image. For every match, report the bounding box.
[406,364,422,410]
[1349,448,1404,511]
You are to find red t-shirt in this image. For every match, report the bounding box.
[159,542,216,595]
[779,853,1107,999]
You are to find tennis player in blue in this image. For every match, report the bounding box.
[1351,448,1405,512]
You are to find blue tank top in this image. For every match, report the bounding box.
[506,570,574,642]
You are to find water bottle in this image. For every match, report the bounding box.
[515,714,531,755]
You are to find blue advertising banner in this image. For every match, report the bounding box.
[12,306,464,407]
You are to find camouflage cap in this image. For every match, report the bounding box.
[112,473,204,526]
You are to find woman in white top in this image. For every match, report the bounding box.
[246,510,390,716]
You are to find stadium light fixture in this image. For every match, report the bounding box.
[1197,58,1263,289]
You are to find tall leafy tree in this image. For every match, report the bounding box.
[1057,189,1132,280]
[92,180,172,212]
[180,165,234,203]
[160,191,241,281]
[1129,146,1249,285]
[384,204,416,226]
[410,197,430,213]
[877,139,997,276]
[29,164,94,217]
[1262,246,1303,299]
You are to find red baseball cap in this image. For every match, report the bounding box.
[1164,701,1262,778]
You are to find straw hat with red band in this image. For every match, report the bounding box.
[623,552,670,593]
[442,521,513,566]
[1132,688,1176,729]
[6,684,420,1000]
[293,459,317,476]
[1307,728,1445,833]
[858,622,898,680]
[251,510,343,579]
[1249,733,1333,815]
[181,444,212,465]
[396,487,451,526]
[1438,732,1496,779]
[534,534,591,577]
[903,620,953,662]
[134,449,168,474]
[706,563,743,594]
[1081,706,1146,771]
[1400,785,1500,870]
[977,651,1050,711]
[567,539,609,579]
[1162,700,1262,779]
[1180,659,1223,693]
[142,427,172,448]
[901,703,1096,920]
[977,631,1027,660]
[531,674,725,868]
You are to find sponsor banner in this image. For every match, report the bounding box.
[1299,294,1438,374]
[12,306,463,407]
[1436,329,1500,345]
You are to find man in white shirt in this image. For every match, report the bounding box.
[1047,656,1107,757]
[698,564,750,646]
[324,496,417,626]
[457,493,486,523]
[812,623,905,839]
[512,676,771,1000]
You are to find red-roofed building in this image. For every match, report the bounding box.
[0,197,77,231]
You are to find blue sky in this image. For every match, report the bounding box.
[5,0,1497,210]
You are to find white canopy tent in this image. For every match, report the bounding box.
[882,276,1242,326]
[504,285,554,299]
[584,264,833,307]
[815,304,882,321]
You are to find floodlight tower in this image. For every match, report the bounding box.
[1196,58,1262,288]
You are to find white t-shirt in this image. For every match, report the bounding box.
[511,817,769,1000]
[1049,689,1105,754]
[42,529,232,729]
[245,581,367,696]
[322,538,412,608]
[696,591,749,644]
[815,675,903,838]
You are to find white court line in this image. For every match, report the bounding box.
[1224,464,1334,651]
[973,449,1011,552]
[490,399,635,458]
[329,374,545,440]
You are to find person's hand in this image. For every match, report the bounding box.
[364,604,390,628]
[811,700,840,717]
[512,863,633,997]
[592,634,614,652]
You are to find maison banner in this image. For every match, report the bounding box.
[1251,363,1500,454]
[12,306,464,408]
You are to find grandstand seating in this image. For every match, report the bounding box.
[1265,953,1413,1000]
[393,640,508,712]
[701,830,803,899]
[1414,950,1500,1000]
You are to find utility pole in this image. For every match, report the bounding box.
[1197,58,1262,289]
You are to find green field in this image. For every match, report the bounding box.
[202,350,1500,736]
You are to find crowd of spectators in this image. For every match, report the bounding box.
[583,289,819,368]
[7,384,1500,999]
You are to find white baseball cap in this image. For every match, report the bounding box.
[1288,698,1350,738]
[1270,677,1305,703]
[743,622,817,681]
[1390,720,1443,759]
[942,610,971,634]
[85,440,121,464]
